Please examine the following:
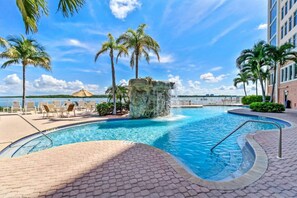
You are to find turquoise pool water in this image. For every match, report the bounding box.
[10,107,288,180]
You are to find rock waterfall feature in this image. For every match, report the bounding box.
[129,78,175,118]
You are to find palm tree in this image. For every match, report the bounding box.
[236,41,270,102]
[117,24,160,79]
[266,43,297,102]
[95,34,128,115]
[233,71,251,96]
[0,35,51,109]
[16,0,85,33]
[105,84,129,112]
[0,37,8,48]
[250,70,259,96]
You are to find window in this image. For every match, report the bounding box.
[290,0,293,9]
[285,67,288,81]
[269,73,274,85]
[271,0,277,7]
[289,16,293,31]
[282,7,285,19]
[289,65,293,80]
[289,38,292,44]
[293,34,296,46]
[270,36,277,46]
[285,2,288,15]
[282,69,285,82]
[294,64,297,79]
[294,11,297,26]
[270,20,277,38]
[281,26,284,39]
[285,22,288,35]
[270,4,277,21]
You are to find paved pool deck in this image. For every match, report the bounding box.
[0,109,297,197]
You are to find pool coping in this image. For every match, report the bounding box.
[0,109,292,190]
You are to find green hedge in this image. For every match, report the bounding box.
[242,95,270,105]
[96,103,113,116]
[250,102,285,113]
[96,102,130,116]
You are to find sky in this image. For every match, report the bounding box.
[0,0,267,96]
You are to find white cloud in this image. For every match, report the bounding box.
[119,79,129,85]
[151,54,175,64]
[109,0,141,19]
[257,23,267,30]
[4,74,21,85]
[167,74,245,95]
[31,75,101,94]
[168,74,185,94]
[210,66,222,71]
[66,39,89,49]
[200,72,226,83]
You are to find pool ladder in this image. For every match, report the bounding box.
[210,120,283,158]
[17,114,53,147]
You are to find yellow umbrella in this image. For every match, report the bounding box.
[72,89,93,97]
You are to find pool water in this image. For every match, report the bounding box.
[11,107,288,181]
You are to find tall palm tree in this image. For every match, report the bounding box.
[266,43,297,102]
[0,37,8,48]
[233,71,251,96]
[16,0,85,33]
[95,34,128,115]
[250,70,259,96]
[236,41,270,102]
[117,24,160,79]
[0,35,51,109]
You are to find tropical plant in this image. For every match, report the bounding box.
[250,102,285,113]
[0,35,51,109]
[233,71,251,96]
[236,41,270,102]
[242,95,270,105]
[266,43,297,102]
[0,37,8,48]
[117,24,160,79]
[105,84,129,104]
[16,0,85,33]
[95,33,128,115]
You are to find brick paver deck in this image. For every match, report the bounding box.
[1,109,297,197]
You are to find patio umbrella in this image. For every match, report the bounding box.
[72,89,93,97]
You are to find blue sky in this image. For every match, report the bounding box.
[0,0,267,96]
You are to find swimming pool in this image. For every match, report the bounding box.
[2,107,289,181]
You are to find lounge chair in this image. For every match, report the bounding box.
[38,102,47,114]
[11,101,21,113]
[60,104,76,117]
[86,101,96,112]
[43,104,58,118]
[24,102,36,114]
[77,101,86,111]
[52,101,61,108]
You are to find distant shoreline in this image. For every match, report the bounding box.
[0,95,108,98]
[0,95,242,99]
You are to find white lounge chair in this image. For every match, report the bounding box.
[25,102,36,114]
[11,101,21,113]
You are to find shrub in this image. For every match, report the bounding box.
[242,95,270,105]
[96,102,113,116]
[250,102,285,113]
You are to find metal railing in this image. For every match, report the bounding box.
[17,114,53,147]
[210,120,283,158]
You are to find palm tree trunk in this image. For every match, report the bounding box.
[243,83,247,96]
[270,63,277,103]
[110,50,117,115]
[135,52,139,79]
[259,74,266,102]
[255,80,258,96]
[22,63,26,111]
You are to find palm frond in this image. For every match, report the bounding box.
[57,0,85,17]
